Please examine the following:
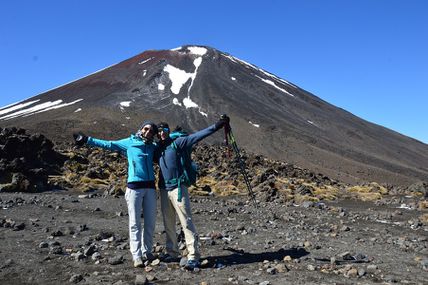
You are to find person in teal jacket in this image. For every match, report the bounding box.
[73,121,158,268]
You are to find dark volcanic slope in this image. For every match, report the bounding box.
[0,45,427,185]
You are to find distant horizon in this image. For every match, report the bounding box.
[1,1,427,143]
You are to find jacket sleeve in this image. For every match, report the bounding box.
[86,136,129,153]
[175,124,219,149]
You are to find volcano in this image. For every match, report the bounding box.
[0,45,427,185]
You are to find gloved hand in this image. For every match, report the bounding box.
[215,114,231,131]
[73,132,88,146]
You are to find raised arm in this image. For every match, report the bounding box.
[73,132,129,153]
[174,115,230,149]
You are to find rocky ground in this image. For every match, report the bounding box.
[1,191,427,285]
[1,127,427,284]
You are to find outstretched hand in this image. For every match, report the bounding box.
[215,114,231,131]
[73,132,88,146]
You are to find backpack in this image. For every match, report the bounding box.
[171,140,198,187]
[166,130,199,201]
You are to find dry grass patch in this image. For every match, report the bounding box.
[313,185,339,201]
[346,182,388,201]
[419,213,428,225]
[190,177,243,196]
[418,200,428,210]
[294,194,319,203]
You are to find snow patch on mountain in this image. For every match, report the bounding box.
[31,99,83,116]
[186,57,202,94]
[255,75,294,97]
[249,121,260,128]
[183,97,199,109]
[120,101,131,107]
[307,120,318,127]
[138,57,153,65]
[119,101,131,112]
[173,98,182,106]
[74,108,82,113]
[221,53,297,89]
[0,100,41,115]
[0,99,82,121]
[164,65,193,95]
[158,83,165,91]
[164,50,207,117]
[187,46,207,56]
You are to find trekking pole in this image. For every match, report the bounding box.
[224,124,258,208]
[223,123,232,158]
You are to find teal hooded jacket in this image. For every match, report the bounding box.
[87,134,157,183]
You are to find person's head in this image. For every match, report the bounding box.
[138,121,158,140]
[157,122,170,141]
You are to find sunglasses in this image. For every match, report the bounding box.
[158,127,170,133]
[142,126,154,134]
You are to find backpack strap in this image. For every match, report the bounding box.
[166,141,186,202]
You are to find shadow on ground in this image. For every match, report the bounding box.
[204,247,309,267]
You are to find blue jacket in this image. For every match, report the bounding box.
[87,135,157,183]
[158,124,220,190]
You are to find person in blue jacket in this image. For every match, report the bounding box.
[156,115,230,270]
[73,121,158,268]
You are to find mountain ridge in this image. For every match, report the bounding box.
[1,45,427,186]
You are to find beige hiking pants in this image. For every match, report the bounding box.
[160,186,200,260]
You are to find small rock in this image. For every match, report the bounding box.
[49,246,63,255]
[346,268,358,278]
[151,259,160,266]
[134,274,148,285]
[13,222,25,231]
[307,264,316,271]
[3,259,13,267]
[69,274,83,283]
[366,264,378,273]
[420,258,428,270]
[358,268,366,277]
[341,225,351,232]
[71,252,85,261]
[201,259,209,267]
[108,256,123,265]
[51,230,63,237]
[92,252,102,260]
[84,244,97,257]
[179,257,187,267]
[275,263,289,273]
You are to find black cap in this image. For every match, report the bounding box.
[158,122,170,131]
[139,121,158,134]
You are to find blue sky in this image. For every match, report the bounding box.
[1,0,427,143]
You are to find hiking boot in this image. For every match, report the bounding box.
[142,252,156,262]
[133,257,144,268]
[184,259,200,270]
[160,253,179,263]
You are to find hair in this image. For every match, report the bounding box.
[139,121,158,134]
[158,122,170,130]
